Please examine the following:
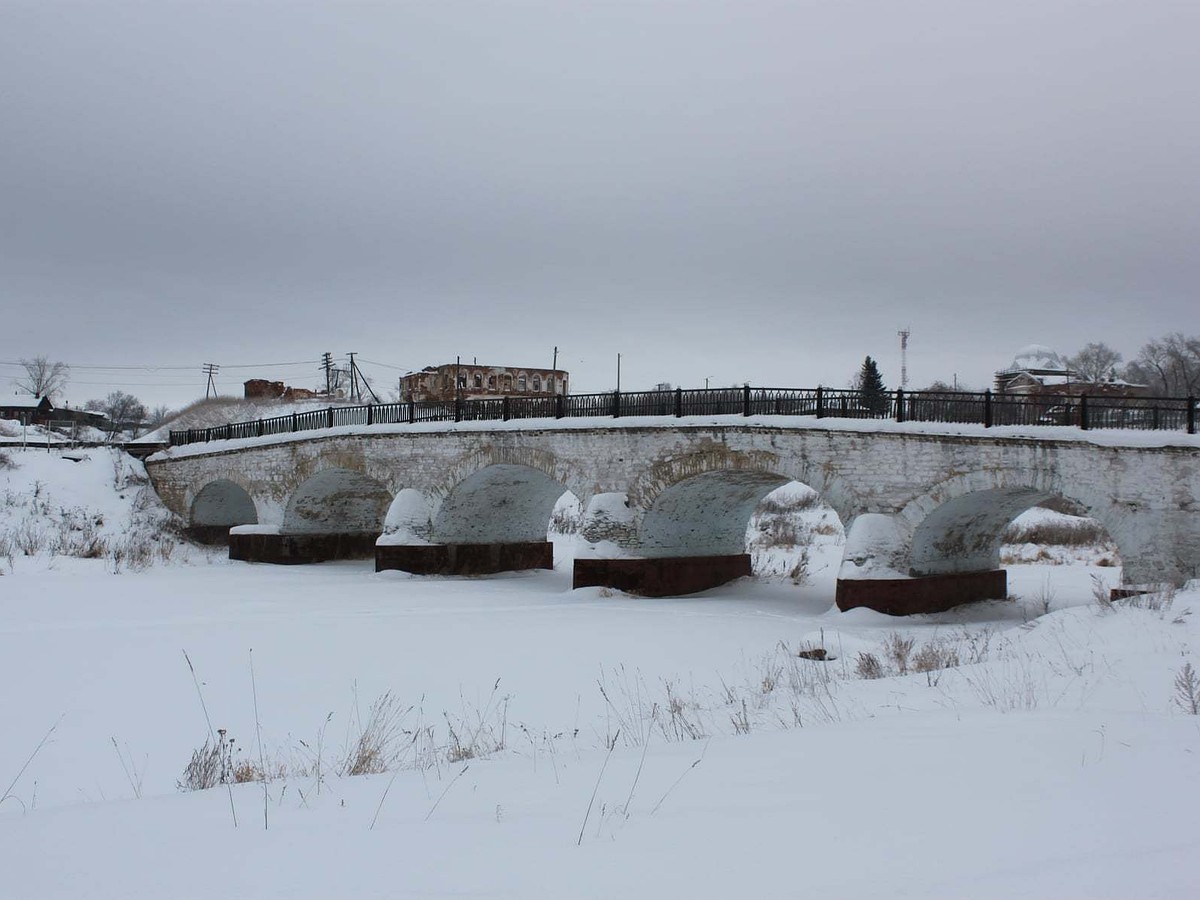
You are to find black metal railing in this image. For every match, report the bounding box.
[168,387,1198,447]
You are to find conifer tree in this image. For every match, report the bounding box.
[856,355,888,415]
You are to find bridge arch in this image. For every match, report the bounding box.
[432,463,575,545]
[630,449,853,560]
[898,470,1126,577]
[189,479,259,542]
[431,446,586,503]
[626,448,857,527]
[281,467,393,535]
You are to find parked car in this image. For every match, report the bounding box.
[1037,404,1077,426]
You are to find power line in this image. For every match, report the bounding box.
[355,358,409,371]
[0,359,316,371]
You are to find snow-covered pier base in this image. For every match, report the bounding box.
[573,553,753,596]
[836,569,1009,615]
[375,541,553,575]
[229,531,378,564]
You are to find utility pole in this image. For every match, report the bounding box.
[616,353,622,391]
[202,362,220,400]
[552,346,558,372]
[347,353,360,403]
[897,327,911,389]
[321,352,335,396]
[352,355,380,403]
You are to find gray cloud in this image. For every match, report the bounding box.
[2,1,1197,405]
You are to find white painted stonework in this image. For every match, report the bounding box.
[146,422,1200,585]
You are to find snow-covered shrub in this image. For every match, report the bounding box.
[1000,507,1119,566]
[178,734,234,792]
[548,493,583,535]
[340,692,412,776]
[747,484,839,584]
[882,632,915,675]
[1174,662,1199,715]
[1001,514,1109,546]
[855,652,884,680]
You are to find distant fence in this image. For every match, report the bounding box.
[168,387,1198,447]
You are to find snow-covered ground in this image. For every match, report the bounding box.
[2,448,1198,898]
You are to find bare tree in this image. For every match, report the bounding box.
[86,391,149,436]
[146,405,174,428]
[15,356,70,399]
[1125,333,1200,396]
[1067,342,1123,383]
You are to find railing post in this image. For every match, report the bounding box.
[292,413,298,433]
[675,387,683,417]
[367,404,374,426]
[984,390,993,428]
[556,393,565,419]
[406,400,414,424]
[613,390,621,419]
[257,419,264,437]
[895,388,905,423]
[1188,396,1196,435]
[454,394,462,423]
[327,408,334,429]
[743,384,751,416]
[815,386,824,418]
[1079,394,1089,431]
[502,395,510,421]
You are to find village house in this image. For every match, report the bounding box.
[0,395,54,426]
[993,345,1147,399]
[400,363,569,403]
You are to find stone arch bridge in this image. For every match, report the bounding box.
[145,423,1200,615]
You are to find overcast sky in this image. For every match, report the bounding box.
[2,0,1197,408]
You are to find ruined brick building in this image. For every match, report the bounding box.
[243,379,323,402]
[400,363,569,403]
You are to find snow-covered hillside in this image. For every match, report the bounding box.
[0,447,208,572]
[139,397,343,444]
[1,448,1197,898]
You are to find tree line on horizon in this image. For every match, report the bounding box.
[10,334,1200,433]
[898,333,1200,398]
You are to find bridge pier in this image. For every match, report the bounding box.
[836,570,1008,615]
[375,541,553,575]
[573,554,752,596]
[835,513,1009,615]
[229,531,379,564]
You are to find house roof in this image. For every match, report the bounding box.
[1,396,53,410]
